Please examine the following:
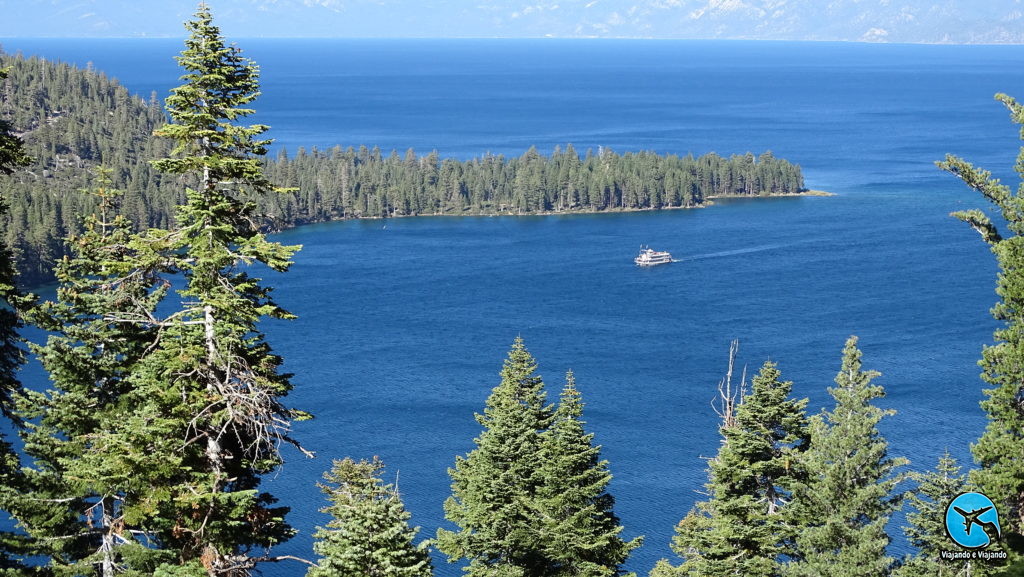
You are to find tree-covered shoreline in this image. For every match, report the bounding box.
[260,143,805,225]
[0,50,805,286]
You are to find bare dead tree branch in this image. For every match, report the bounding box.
[711,339,745,431]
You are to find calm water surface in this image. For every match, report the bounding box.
[4,38,1023,574]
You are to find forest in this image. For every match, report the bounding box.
[0,49,804,285]
[0,5,1023,577]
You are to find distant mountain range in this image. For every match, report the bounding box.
[3,0,1024,43]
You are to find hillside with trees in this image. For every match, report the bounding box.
[0,49,804,285]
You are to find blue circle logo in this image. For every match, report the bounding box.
[945,492,1001,550]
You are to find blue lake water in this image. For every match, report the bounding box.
[4,37,1024,574]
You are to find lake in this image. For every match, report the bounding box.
[3,37,1023,574]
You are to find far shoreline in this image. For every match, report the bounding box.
[709,189,835,199]
[271,189,834,228]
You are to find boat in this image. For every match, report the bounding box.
[635,246,673,266]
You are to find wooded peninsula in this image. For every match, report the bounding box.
[0,51,805,285]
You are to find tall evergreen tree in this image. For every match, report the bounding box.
[17,168,171,576]
[70,5,309,575]
[439,340,640,577]
[894,452,971,577]
[783,336,906,577]
[660,358,809,577]
[307,457,432,577]
[0,65,29,417]
[0,64,31,576]
[437,336,553,576]
[533,371,641,577]
[938,92,1024,568]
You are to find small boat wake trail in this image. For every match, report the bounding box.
[682,244,787,262]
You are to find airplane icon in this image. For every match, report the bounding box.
[953,505,999,541]
[954,506,991,535]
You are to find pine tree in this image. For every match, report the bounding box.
[0,65,30,417]
[307,457,432,577]
[894,452,972,577]
[783,336,906,577]
[71,5,310,575]
[17,167,171,576]
[437,337,553,576]
[0,64,31,576]
[646,560,679,577]
[533,371,641,577]
[661,357,809,577]
[938,92,1024,568]
[440,341,641,577]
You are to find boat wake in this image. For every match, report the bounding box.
[682,244,786,261]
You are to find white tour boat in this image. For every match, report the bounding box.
[635,246,673,266]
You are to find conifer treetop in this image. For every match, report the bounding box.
[440,339,638,576]
[121,5,309,574]
[666,354,809,577]
[783,336,906,577]
[895,451,970,577]
[308,457,433,577]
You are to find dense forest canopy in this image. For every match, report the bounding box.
[0,52,176,284]
[263,144,804,221]
[0,50,804,286]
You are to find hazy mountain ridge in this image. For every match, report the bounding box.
[3,0,1023,43]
